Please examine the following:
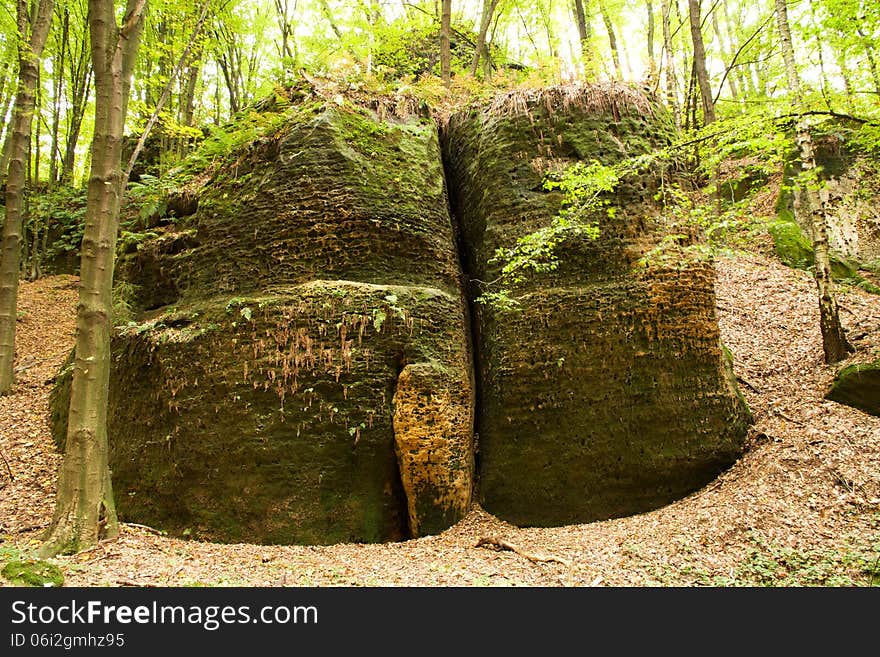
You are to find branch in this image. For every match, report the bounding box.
[713,13,774,104]
[120,0,148,38]
[476,536,572,568]
[0,446,13,483]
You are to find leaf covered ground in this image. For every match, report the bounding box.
[1,252,878,587]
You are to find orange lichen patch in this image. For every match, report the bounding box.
[392,363,474,538]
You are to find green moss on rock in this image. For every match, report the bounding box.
[2,560,64,587]
[443,83,752,527]
[768,219,859,279]
[54,103,474,545]
[826,360,880,417]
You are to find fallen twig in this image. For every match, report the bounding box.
[116,580,159,587]
[736,375,761,393]
[771,407,806,427]
[476,536,572,568]
[0,447,14,482]
[123,522,166,536]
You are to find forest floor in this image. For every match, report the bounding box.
[1,249,879,587]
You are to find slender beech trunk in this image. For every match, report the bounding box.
[32,68,42,186]
[180,27,205,129]
[0,0,55,395]
[836,47,856,113]
[62,5,93,185]
[572,0,593,76]
[711,6,738,101]
[599,1,622,79]
[687,0,715,124]
[646,0,655,69]
[0,51,16,172]
[774,0,852,364]
[49,19,66,188]
[661,0,680,125]
[40,0,148,557]
[470,0,500,76]
[440,0,452,83]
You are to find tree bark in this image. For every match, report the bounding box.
[687,0,715,124]
[61,5,94,185]
[661,0,680,125]
[49,8,67,189]
[711,4,738,101]
[40,0,148,557]
[572,0,593,76]
[470,0,500,76]
[856,27,880,98]
[599,1,622,79]
[0,0,56,395]
[774,0,853,364]
[440,0,452,83]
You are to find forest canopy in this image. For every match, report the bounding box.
[0,0,878,189]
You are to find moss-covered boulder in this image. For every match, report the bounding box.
[443,84,752,527]
[768,218,859,280]
[53,101,474,545]
[826,360,880,417]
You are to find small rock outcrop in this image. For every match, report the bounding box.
[826,360,880,417]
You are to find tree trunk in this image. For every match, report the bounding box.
[0,0,56,395]
[470,0,500,76]
[572,0,593,76]
[687,0,715,124]
[795,121,853,363]
[661,0,680,125]
[774,0,853,364]
[180,56,201,127]
[856,27,880,98]
[440,0,452,83]
[646,0,655,68]
[32,68,42,186]
[49,13,67,189]
[836,47,856,113]
[40,0,148,557]
[711,5,739,101]
[62,5,93,185]
[0,52,15,157]
[599,1,622,79]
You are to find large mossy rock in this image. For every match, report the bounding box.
[443,84,752,527]
[53,102,474,545]
[767,218,859,280]
[826,360,880,417]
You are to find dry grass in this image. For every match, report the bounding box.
[484,81,654,121]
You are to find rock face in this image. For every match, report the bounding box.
[54,102,475,545]
[52,83,753,544]
[826,360,880,417]
[443,85,752,526]
[776,126,880,273]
